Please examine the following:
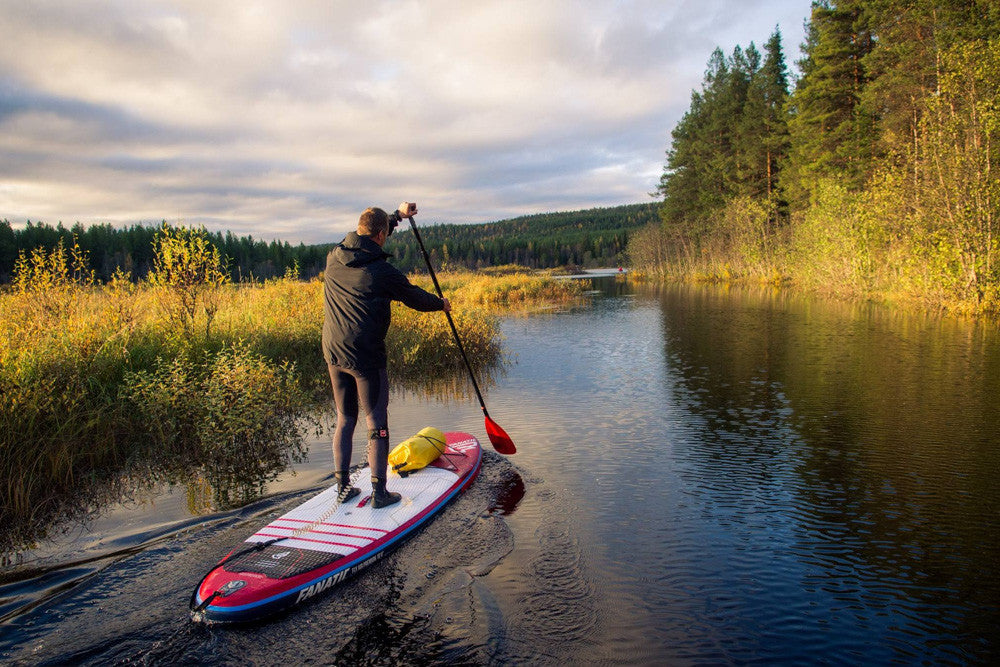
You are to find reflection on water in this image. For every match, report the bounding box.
[479,280,1000,663]
[649,283,1000,663]
[488,470,526,516]
[0,438,308,576]
[389,357,506,404]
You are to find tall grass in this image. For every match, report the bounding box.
[414,268,587,313]
[1,239,575,553]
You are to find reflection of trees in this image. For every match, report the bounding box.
[389,354,507,404]
[654,283,1000,645]
[180,440,309,515]
[0,426,309,560]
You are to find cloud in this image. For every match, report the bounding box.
[0,0,808,243]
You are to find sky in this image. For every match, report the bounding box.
[0,1,810,244]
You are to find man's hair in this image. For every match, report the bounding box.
[357,207,389,237]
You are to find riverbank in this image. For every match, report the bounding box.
[627,242,1000,320]
[627,183,1000,318]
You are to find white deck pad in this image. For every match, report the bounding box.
[245,466,459,554]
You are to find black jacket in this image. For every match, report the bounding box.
[322,232,444,370]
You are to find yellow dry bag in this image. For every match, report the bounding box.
[389,427,447,475]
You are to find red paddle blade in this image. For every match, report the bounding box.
[484,414,516,455]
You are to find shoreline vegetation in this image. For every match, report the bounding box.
[627,4,1000,318]
[0,228,585,556]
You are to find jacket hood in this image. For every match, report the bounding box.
[333,231,390,267]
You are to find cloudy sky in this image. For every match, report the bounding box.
[1,1,809,244]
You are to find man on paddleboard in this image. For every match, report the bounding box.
[322,202,451,508]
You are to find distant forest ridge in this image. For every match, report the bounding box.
[386,202,657,273]
[0,202,656,282]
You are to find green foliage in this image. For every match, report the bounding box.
[789,179,885,296]
[879,34,1000,311]
[10,235,96,324]
[784,0,875,208]
[643,0,1000,315]
[123,345,311,508]
[741,31,791,204]
[12,235,94,293]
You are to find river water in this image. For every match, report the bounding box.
[2,278,999,664]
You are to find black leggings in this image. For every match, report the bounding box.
[328,365,390,480]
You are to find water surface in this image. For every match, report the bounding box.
[2,279,999,664]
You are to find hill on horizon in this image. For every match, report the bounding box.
[385,202,658,272]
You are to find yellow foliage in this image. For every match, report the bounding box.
[147,223,230,338]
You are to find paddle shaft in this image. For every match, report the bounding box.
[406,217,492,417]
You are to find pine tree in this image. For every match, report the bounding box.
[659,37,791,247]
[784,0,875,208]
[659,48,729,231]
[659,46,753,238]
[756,29,791,204]
[862,0,1000,181]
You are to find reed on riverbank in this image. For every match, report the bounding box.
[626,180,1000,316]
[417,268,587,313]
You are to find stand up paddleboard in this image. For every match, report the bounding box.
[191,432,482,623]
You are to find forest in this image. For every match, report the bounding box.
[630,0,1000,314]
[385,203,657,273]
[0,203,655,283]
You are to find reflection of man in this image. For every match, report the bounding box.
[322,202,451,508]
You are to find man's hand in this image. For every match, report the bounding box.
[398,202,418,219]
[442,297,451,313]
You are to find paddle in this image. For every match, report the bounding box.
[405,214,516,455]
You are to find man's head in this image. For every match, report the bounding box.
[357,207,390,238]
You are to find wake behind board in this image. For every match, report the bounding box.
[191,432,482,623]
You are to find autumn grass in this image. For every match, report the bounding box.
[416,268,587,313]
[626,183,1000,316]
[0,278,314,552]
[0,243,579,552]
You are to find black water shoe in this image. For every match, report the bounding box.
[372,489,401,508]
[336,471,360,503]
[338,485,361,503]
[371,478,401,509]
